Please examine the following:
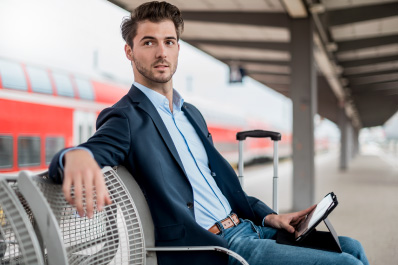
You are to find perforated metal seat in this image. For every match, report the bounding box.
[18,169,145,265]
[112,166,249,265]
[0,175,44,265]
[17,167,248,265]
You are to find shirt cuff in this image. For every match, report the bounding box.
[59,147,94,170]
[262,213,277,226]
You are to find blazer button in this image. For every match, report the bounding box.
[187,202,194,209]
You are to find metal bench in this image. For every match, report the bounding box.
[111,166,248,265]
[17,167,248,265]
[18,169,145,265]
[0,175,44,264]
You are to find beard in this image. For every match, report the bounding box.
[132,55,177,84]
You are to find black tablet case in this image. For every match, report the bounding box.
[276,192,342,253]
[276,217,342,253]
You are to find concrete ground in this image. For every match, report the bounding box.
[243,147,398,265]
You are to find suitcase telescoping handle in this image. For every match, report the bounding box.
[236,130,281,141]
[236,130,281,213]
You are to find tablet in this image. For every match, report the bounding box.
[295,192,338,242]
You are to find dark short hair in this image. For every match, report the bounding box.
[121,1,184,48]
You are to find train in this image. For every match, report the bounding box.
[0,0,337,174]
[0,57,295,173]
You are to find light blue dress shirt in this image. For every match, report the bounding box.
[134,82,232,229]
[60,82,232,229]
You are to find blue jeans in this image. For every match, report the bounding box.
[218,219,369,265]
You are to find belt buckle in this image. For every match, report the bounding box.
[227,213,238,227]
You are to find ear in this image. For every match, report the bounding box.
[124,44,133,60]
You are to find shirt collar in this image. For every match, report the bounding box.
[134,82,184,112]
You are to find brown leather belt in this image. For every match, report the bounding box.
[208,213,240,235]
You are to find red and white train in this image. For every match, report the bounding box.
[0,58,294,173]
[0,58,128,172]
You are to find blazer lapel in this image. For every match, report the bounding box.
[128,86,187,176]
[182,103,243,194]
[182,104,221,171]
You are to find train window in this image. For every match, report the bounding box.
[45,137,65,164]
[0,59,27,91]
[26,66,53,94]
[0,136,13,169]
[75,77,94,100]
[52,72,74,97]
[18,136,41,167]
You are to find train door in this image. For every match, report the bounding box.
[73,111,96,145]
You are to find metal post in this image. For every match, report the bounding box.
[273,141,278,213]
[238,141,244,187]
[339,107,348,170]
[291,18,316,210]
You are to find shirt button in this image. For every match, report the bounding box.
[187,202,194,209]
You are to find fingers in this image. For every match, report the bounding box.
[288,205,316,226]
[265,205,318,233]
[297,204,317,217]
[281,222,295,233]
[62,149,111,218]
[84,172,94,218]
[290,215,306,227]
[64,169,110,218]
[94,170,112,212]
[73,176,85,217]
[265,214,296,233]
[62,172,74,206]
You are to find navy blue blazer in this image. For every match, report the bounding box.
[49,85,275,265]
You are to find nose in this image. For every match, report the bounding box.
[156,43,167,59]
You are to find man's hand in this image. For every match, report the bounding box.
[63,149,112,218]
[263,205,316,233]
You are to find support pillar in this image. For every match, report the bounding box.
[339,107,349,170]
[348,122,354,160]
[352,127,359,158]
[352,128,357,157]
[291,18,316,211]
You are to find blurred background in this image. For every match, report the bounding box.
[0,0,397,264]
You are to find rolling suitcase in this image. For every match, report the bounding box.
[236,130,281,213]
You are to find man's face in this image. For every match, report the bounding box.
[129,20,179,86]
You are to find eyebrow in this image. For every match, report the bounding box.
[140,36,177,41]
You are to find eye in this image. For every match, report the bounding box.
[166,40,175,46]
[144,41,153,46]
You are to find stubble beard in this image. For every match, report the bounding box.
[133,55,177,84]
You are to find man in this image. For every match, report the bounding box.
[50,2,369,265]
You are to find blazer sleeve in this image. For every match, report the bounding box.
[246,194,276,224]
[49,107,131,183]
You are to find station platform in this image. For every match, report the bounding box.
[244,147,398,265]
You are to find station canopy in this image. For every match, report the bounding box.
[108,0,398,128]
